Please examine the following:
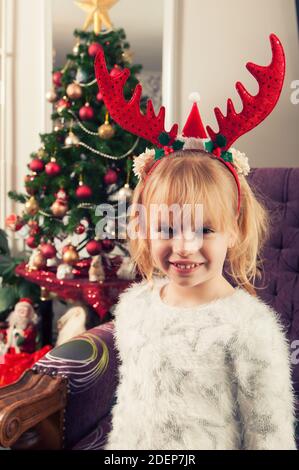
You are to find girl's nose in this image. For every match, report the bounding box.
[172,230,203,254]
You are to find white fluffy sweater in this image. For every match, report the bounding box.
[105,277,297,450]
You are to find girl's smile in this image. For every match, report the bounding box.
[169,261,205,275]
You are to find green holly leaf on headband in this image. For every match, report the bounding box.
[216,134,227,148]
[158,132,171,146]
[154,149,165,160]
[221,151,233,163]
[172,139,185,151]
[204,140,214,152]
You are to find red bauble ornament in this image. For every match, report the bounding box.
[29,158,45,173]
[86,240,102,256]
[5,214,24,232]
[45,161,61,176]
[28,220,40,236]
[79,103,94,121]
[104,168,118,185]
[75,223,86,235]
[24,174,37,195]
[110,65,122,77]
[56,98,71,113]
[40,242,56,259]
[96,91,103,102]
[76,184,92,199]
[53,71,62,87]
[88,43,102,57]
[26,236,38,249]
[55,188,68,202]
[101,238,114,253]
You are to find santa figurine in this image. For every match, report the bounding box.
[5,298,39,354]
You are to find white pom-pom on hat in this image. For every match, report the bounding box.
[188,92,201,103]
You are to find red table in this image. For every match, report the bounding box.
[15,262,136,321]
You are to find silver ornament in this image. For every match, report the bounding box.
[117,184,133,201]
[76,68,88,83]
[73,44,80,55]
[46,89,57,103]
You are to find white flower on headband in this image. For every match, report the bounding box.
[132,147,155,180]
[230,148,251,176]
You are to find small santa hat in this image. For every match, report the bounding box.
[182,92,207,139]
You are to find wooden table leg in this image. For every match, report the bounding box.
[38,300,53,346]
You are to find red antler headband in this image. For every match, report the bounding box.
[94,34,286,214]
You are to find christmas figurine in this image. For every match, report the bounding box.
[56,304,88,347]
[26,248,47,271]
[5,298,39,354]
[116,256,136,280]
[56,262,74,280]
[0,301,52,387]
[89,255,105,282]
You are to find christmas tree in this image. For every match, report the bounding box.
[6,0,148,273]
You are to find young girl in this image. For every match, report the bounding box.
[94,34,297,450]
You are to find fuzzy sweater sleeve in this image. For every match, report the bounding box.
[230,301,297,450]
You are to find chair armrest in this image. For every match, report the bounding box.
[32,322,119,449]
[0,369,67,449]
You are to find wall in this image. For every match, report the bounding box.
[167,0,299,167]
[13,0,53,192]
[52,0,163,71]
[0,0,52,251]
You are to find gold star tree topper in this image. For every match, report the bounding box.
[75,0,119,34]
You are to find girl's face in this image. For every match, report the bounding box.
[150,212,236,288]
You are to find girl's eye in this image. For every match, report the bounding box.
[194,227,214,235]
[158,226,213,236]
[202,227,213,234]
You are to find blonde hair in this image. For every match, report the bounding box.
[128,150,270,296]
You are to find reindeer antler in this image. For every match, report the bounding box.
[94,47,178,147]
[206,34,286,151]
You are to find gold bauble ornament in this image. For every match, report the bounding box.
[25,196,39,216]
[46,89,58,103]
[65,131,80,147]
[37,147,46,158]
[57,96,70,114]
[32,250,47,270]
[51,200,69,218]
[122,50,133,64]
[66,83,82,100]
[62,245,79,265]
[98,122,115,140]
